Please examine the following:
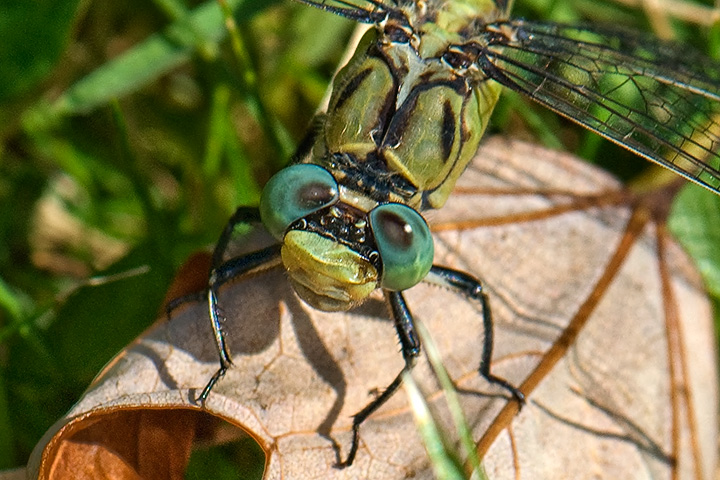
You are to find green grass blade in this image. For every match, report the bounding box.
[403,371,468,480]
[415,319,487,479]
[24,0,275,127]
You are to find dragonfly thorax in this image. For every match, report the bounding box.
[319,22,502,211]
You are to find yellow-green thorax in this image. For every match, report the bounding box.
[316,0,506,210]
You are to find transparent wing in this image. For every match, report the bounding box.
[291,0,490,24]
[291,0,391,22]
[480,20,720,194]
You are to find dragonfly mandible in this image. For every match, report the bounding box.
[196,0,720,468]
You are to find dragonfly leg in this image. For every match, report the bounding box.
[337,290,421,468]
[288,115,322,163]
[198,245,282,403]
[164,290,206,321]
[211,207,262,269]
[196,206,282,402]
[427,266,525,404]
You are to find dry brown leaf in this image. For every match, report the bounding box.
[24,137,717,479]
[0,468,26,480]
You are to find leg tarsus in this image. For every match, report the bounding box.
[336,368,409,468]
[336,291,420,468]
[428,265,525,406]
[478,366,525,405]
[477,288,525,406]
[195,287,234,403]
[196,361,230,403]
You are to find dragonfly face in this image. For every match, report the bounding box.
[260,164,434,310]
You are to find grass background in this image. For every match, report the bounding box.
[0,0,719,476]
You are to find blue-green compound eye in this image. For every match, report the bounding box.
[370,203,434,291]
[260,164,339,240]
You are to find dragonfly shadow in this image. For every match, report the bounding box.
[531,397,675,467]
[160,268,286,381]
[282,286,391,462]
[166,265,393,462]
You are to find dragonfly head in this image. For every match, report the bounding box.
[260,164,434,312]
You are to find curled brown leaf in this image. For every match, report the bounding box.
[25,137,717,480]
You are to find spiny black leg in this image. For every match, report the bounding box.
[289,116,322,163]
[211,207,262,269]
[427,266,525,404]
[477,289,525,403]
[168,204,261,324]
[197,206,281,403]
[165,290,206,321]
[337,290,421,468]
[198,286,232,402]
[198,244,282,401]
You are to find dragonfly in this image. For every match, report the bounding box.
[196,0,720,468]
